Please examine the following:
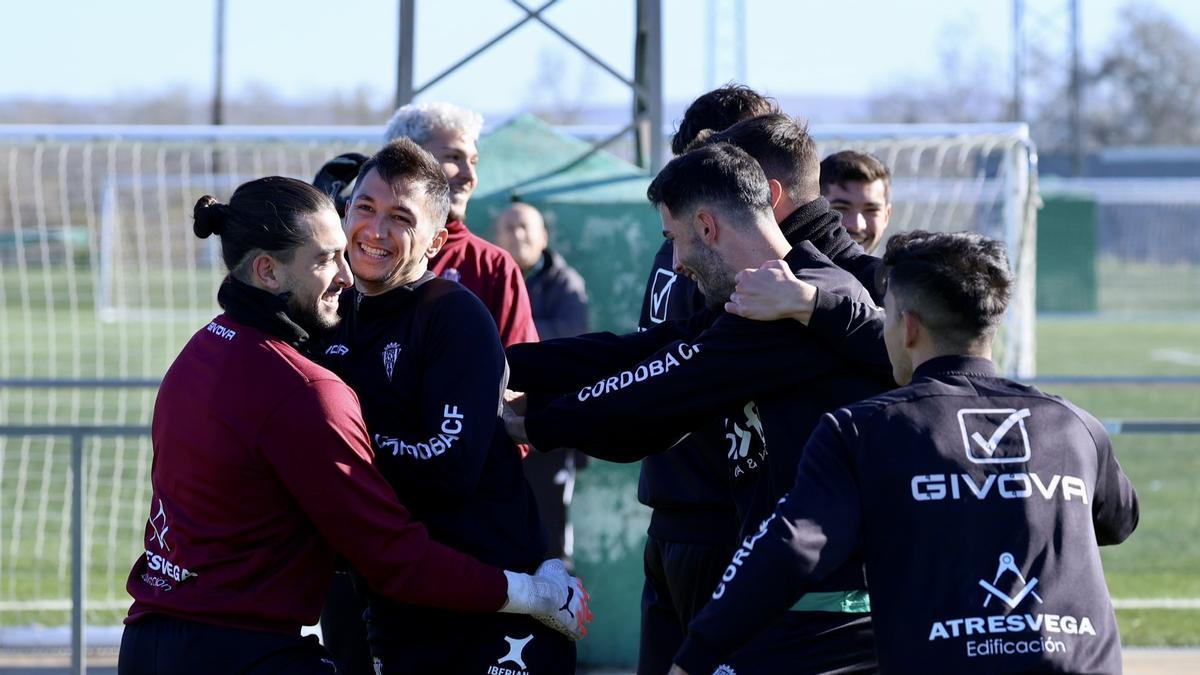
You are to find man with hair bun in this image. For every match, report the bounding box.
[383,101,539,347]
[671,231,1138,675]
[117,176,588,675]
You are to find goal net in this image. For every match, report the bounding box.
[0,122,1037,643]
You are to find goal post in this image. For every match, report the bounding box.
[0,122,1039,643]
[809,122,1039,378]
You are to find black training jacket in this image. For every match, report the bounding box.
[634,239,740,542]
[676,356,1139,675]
[321,275,545,575]
[509,241,892,539]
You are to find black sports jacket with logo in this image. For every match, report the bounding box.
[321,275,545,576]
[675,356,1139,675]
[635,239,739,543]
[626,199,885,543]
[509,241,892,580]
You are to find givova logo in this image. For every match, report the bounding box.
[928,552,1096,659]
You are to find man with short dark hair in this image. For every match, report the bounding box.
[631,85,780,675]
[321,139,585,674]
[671,231,1138,675]
[820,150,893,254]
[506,142,890,673]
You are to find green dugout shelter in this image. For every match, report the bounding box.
[466,114,660,667]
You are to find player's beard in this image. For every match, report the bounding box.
[281,289,341,339]
[690,244,737,311]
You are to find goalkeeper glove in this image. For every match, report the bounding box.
[499,558,593,640]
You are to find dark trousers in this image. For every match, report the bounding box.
[118,614,337,675]
[637,535,737,675]
[319,571,373,675]
[369,609,576,675]
[722,612,878,675]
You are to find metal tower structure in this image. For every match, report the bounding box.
[1012,0,1083,175]
[705,0,747,89]
[393,0,665,171]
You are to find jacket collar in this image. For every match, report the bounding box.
[912,355,998,380]
[349,271,437,316]
[217,277,312,349]
[778,197,837,246]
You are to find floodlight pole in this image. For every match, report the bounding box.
[1011,0,1025,121]
[634,0,664,172]
[396,0,416,110]
[212,0,226,126]
[1068,0,1084,176]
[393,1,663,169]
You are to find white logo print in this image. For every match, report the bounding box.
[441,267,461,283]
[148,499,170,551]
[325,344,349,356]
[382,342,400,382]
[713,666,737,675]
[649,269,677,323]
[979,552,1043,609]
[497,634,533,669]
[726,401,764,460]
[957,408,1032,464]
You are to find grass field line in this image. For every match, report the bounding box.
[1114,599,1200,609]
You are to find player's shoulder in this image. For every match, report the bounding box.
[418,276,495,323]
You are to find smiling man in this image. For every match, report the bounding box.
[118,177,588,675]
[383,102,539,346]
[820,150,893,254]
[321,139,583,674]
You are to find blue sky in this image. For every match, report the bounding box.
[4,0,1198,114]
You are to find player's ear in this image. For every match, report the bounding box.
[902,310,922,348]
[695,210,719,244]
[251,253,284,291]
[767,179,785,210]
[426,226,449,259]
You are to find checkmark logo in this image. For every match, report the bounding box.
[957,408,1032,464]
[649,269,677,323]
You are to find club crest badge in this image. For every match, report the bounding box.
[382,342,401,382]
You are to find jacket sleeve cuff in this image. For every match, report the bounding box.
[807,286,842,332]
[674,632,725,675]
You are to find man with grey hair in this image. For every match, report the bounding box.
[384,102,539,347]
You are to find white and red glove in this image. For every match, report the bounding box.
[500,559,593,640]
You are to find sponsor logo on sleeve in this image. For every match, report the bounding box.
[205,322,236,341]
[928,552,1096,659]
[441,267,461,283]
[374,404,464,460]
[575,342,701,402]
[726,401,767,480]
